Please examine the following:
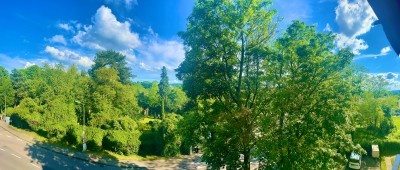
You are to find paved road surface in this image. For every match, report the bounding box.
[0,123,123,170]
[0,121,258,170]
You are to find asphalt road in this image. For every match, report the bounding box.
[0,124,122,170]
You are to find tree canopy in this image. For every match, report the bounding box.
[88,50,133,85]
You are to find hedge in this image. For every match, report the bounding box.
[102,130,141,155]
[86,127,106,151]
[358,139,400,156]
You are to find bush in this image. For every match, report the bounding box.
[138,121,163,156]
[103,130,141,155]
[64,125,82,145]
[358,139,400,156]
[86,127,106,151]
[160,113,183,157]
[9,112,31,130]
[8,107,42,131]
[43,123,67,140]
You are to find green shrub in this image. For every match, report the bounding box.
[64,125,82,145]
[160,113,183,157]
[86,127,105,151]
[9,112,31,130]
[103,130,141,155]
[8,106,42,131]
[138,126,163,156]
[43,123,67,140]
[358,139,400,156]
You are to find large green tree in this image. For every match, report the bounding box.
[177,0,277,169]
[88,50,133,85]
[254,21,362,169]
[0,66,15,113]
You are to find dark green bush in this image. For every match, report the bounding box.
[64,125,82,145]
[86,127,106,151]
[138,123,163,156]
[161,113,183,157]
[7,107,41,131]
[358,139,400,156]
[43,123,67,140]
[9,112,31,130]
[102,130,141,155]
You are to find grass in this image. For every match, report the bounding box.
[8,122,166,162]
[10,125,47,142]
[105,150,162,161]
[139,117,158,124]
[381,157,386,170]
[391,156,396,165]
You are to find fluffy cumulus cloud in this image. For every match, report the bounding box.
[334,0,377,55]
[353,46,391,60]
[49,35,67,45]
[72,6,141,51]
[335,0,377,38]
[369,72,400,90]
[46,5,185,81]
[44,46,94,67]
[336,33,368,55]
[136,39,185,71]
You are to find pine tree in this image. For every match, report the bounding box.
[158,66,169,118]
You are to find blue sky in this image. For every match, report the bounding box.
[1,0,399,88]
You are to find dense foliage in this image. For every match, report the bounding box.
[0,51,188,156]
[0,1,399,169]
[175,0,392,169]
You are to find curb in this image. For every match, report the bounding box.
[0,122,142,169]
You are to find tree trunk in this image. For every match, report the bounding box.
[243,148,251,170]
[161,98,165,119]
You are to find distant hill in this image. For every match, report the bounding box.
[391,90,400,95]
[170,83,183,87]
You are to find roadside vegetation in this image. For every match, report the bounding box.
[0,0,399,169]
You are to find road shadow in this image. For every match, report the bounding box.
[24,140,148,170]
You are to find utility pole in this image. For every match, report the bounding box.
[75,100,86,152]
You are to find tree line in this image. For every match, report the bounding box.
[0,50,188,156]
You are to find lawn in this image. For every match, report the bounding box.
[352,117,400,170]
[388,116,400,140]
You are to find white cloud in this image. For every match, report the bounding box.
[136,39,185,71]
[386,72,398,79]
[335,0,377,38]
[24,62,36,68]
[353,46,391,60]
[335,33,368,55]
[334,0,378,55]
[368,72,400,90]
[0,54,47,71]
[44,46,94,67]
[49,35,67,45]
[323,23,332,32]
[381,46,391,55]
[119,49,136,64]
[72,6,141,51]
[58,23,73,31]
[139,62,155,71]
